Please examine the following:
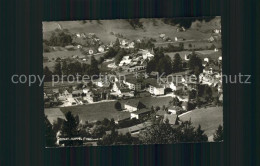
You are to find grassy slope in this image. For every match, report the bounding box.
[60,96,173,123]
[179,106,223,137]
[43,17,221,44]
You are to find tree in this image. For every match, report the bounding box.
[172,53,182,73]
[88,56,100,76]
[43,66,53,81]
[114,101,122,111]
[45,116,57,147]
[213,125,224,142]
[170,97,181,107]
[60,111,80,138]
[194,125,208,142]
[114,48,126,65]
[54,62,62,76]
[61,61,68,75]
[114,38,120,47]
[141,119,208,144]
[188,89,197,100]
[188,54,203,72]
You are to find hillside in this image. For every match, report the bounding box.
[43,17,221,44]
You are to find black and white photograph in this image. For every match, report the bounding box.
[43,17,223,147]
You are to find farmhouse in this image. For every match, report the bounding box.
[130,108,152,119]
[98,46,105,53]
[124,100,146,112]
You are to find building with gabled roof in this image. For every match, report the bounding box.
[124,100,146,112]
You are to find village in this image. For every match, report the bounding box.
[43,18,223,146]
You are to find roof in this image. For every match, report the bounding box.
[125,100,146,109]
[116,122,152,134]
[131,108,151,115]
[124,75,139,84]
[163,114,177,124]
[168,106,183,111]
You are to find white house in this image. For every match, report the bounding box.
[142,50,154,60]
[204,58,209,63]
[159,33,166,38]
[149,84,165,96]
[77,45,82,49]
[184,54,191,61]
[124,100,146,112]
[119,56,132,66]
[128,42,135,48]
[98,46,105,53]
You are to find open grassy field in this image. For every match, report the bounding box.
[45,108,66,125]
[59,96,173,123]
[179,106,223,138]
[43,50,105,71]
[60,101,130,123]
[43,17,221,45]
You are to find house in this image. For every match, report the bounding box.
[141,50,154,60]
[209,36,215,42]
[124,100,146,112]
[177,27,186,32]
[84,91,100,103]
[128,42,135,48]
[65,45,74,50]
[92,78,110,88]
[98,46,105,53]
[204,58,209,63]
[159,33,166,38]
[130,108,152,119]
[115,114,131,124]
[174,37,184,42]
[169,82,184,91]
[203,65,220,74]
[181,102,189,111]
[123,76,142,91]
[184,54,191,61]
[219,94,223,102]
[168,106,183,114]
[213,29,221,34]
[121,40,128,46]
[119,56,132,66]
[149,84,165,96]
[77,45,82,49]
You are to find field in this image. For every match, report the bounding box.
[43,49,105,71]
[59,96,173,123]
[44,108,66,125]
[179,106,223,140]
[43,17,221,45]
